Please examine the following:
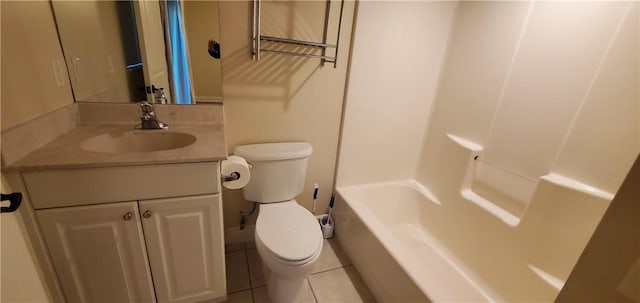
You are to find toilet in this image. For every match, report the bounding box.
[233,142,323,303]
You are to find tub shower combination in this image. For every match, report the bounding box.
[332,0,637,300]
[333,135,613,302]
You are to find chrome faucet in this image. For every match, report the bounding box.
[138,101,169,130]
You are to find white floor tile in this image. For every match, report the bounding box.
[312,238,352,274]
[247,248,266,287]
[226,242,246,253]
[252,287,270,303]
[225,289,253,303]
[252,280,316,303]
[309,266,376,303]
[225,232,373,303]
[226,250,251,293]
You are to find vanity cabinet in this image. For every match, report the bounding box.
[140,194,225,303]
[24,162,226,303]
[37,202,156,303]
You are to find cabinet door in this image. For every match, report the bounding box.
[140,194,226,303]
[36,202,156,303]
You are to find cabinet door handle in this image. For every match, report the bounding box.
[123,212,133,221]
[142,210,152,219]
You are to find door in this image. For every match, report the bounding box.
[133,0,172,103]
[36,202,155,303]
[140,194,226,303]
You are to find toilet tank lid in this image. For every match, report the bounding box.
[234,142,312,161]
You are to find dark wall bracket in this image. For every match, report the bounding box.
[1,192,23,213]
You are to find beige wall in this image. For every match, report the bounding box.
[336,1,458,186]
[1,4,68,300]
[52,1,141,103]
[219,0,355,228]
[0,175,51,302]
[1,1,74,131]
[183,0,222,99]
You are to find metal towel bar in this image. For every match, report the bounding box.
[251,0,345,68]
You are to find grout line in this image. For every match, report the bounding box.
[247,249,256,303]
[225,250,253,297]
[310,263,353,276]
[227,287,252,295]
[244,249,254,289]
[250,286,256,303]
[307,278,319,303]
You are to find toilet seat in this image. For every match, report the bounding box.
[256,201,323,263]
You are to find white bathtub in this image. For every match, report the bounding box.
[333,180,587,303]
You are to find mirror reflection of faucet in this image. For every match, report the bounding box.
[154,87,168,104]
[137,101,169,130]
[146,85,168,104]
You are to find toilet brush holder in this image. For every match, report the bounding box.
[317,214,334,239]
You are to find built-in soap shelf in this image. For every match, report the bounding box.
[447,134,521,225]
[446,134,614,227]
[539,173,614,201]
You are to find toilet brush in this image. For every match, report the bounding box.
[312,183,319,214]
[320,194,335,238]
[323,194,335,225]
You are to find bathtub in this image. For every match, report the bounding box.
[333,180,571,303]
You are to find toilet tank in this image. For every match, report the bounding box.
[233,142,312,203]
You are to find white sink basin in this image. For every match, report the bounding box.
[81,130,197,153]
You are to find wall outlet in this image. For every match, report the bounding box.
[51,60,67,88]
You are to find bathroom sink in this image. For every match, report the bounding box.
[81,130,197,153]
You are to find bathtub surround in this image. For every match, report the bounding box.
[336,1,639,302]
[417,1,638,202]
[337,1,457,186]
[335,133,616,301]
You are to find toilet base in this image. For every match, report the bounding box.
[254,201,324,303]
[266,271,306,303]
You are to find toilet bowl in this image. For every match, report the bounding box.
[255,201,322,302]
[233,142,323,303]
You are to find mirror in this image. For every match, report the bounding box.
[51,0,222,104]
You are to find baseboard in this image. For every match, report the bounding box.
[224,224,255,244]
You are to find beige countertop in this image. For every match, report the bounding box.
[2,103,229,171]
[6,124,227,171]
[6,123,227,171]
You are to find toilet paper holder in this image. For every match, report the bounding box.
[222,172,241,182]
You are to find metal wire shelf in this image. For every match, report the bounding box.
[251,0,345,68]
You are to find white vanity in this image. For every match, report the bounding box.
[2,103,229,303]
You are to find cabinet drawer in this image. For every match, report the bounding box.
[24,162,220,209]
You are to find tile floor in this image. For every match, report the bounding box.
[224,238,376,303]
